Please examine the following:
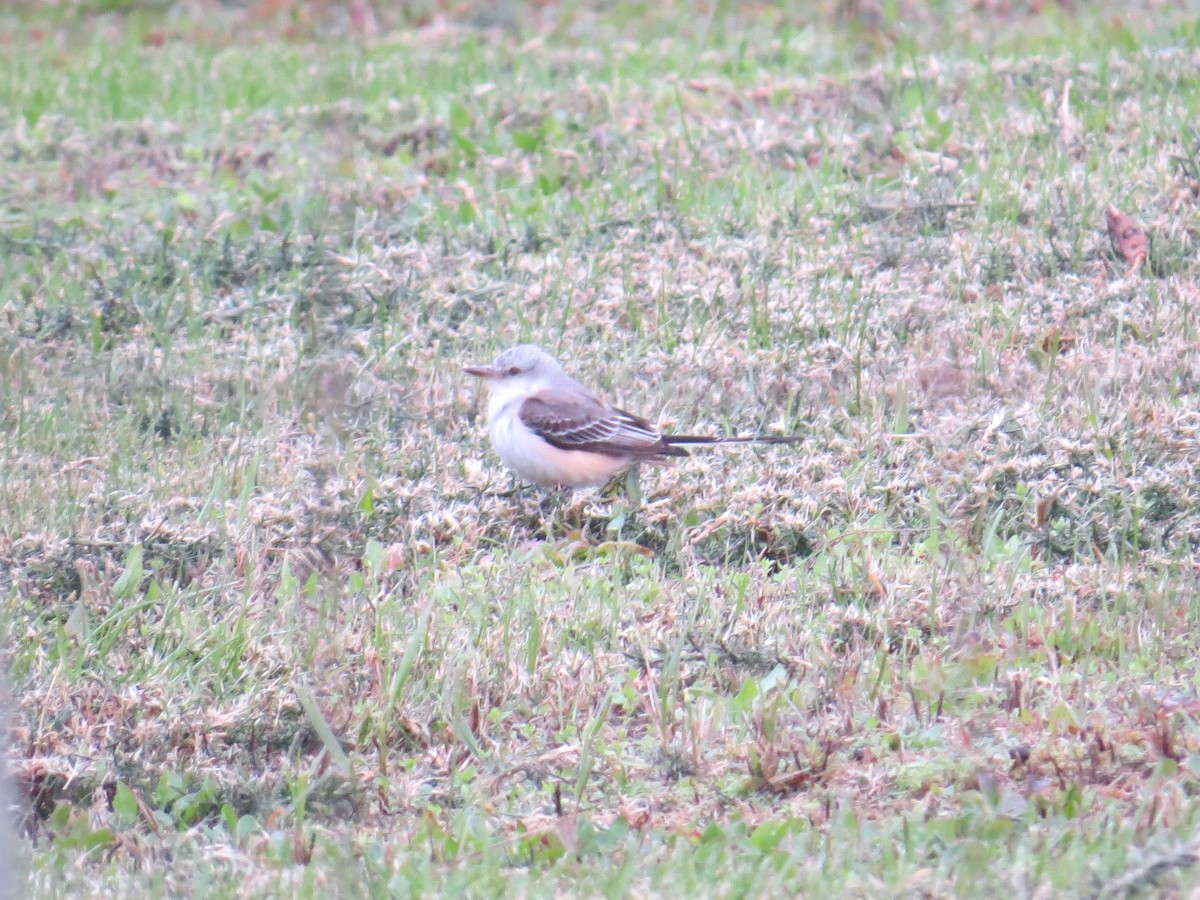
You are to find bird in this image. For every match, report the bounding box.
[463,344,802,488]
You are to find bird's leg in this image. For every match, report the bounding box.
[476,471,537,500]
[590,468,641,542]
[502,474,541,500]
[624,467,643,510]
[484,486,536,499]
[598,468,642,508]
[599,465,640,503]
[537,490,570,540]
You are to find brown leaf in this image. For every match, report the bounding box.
[292,821,314,865]
[1105,206,1148,275]
[867,566,887,599]
[1035,493,1057,528]
[1040,328,1076,355]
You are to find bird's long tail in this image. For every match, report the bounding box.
[664,433,805,447]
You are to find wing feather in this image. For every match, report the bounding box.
[519,392,688,459]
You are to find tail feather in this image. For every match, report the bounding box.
[664,434,805,447]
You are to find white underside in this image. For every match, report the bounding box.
[488,397,630,488]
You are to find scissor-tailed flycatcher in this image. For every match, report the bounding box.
[464,344,802,488]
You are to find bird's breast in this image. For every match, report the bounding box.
[487,398,627,488]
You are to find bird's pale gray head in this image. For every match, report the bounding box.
[464,344,558,381]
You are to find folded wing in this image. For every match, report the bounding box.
[520,391,689,459]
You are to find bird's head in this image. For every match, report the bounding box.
[464,344,558,386]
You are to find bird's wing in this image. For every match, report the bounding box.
[519,391,688,458]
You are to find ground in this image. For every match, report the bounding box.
[4,0,1200,896]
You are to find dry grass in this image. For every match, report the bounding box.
[4,0,1200,895]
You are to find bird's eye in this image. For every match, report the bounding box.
[507,366,521,376]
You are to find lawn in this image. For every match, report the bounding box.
[4,0,1200,895]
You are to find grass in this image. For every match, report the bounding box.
[5,0,1200,895]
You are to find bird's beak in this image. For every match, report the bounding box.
[463,364,498,378]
